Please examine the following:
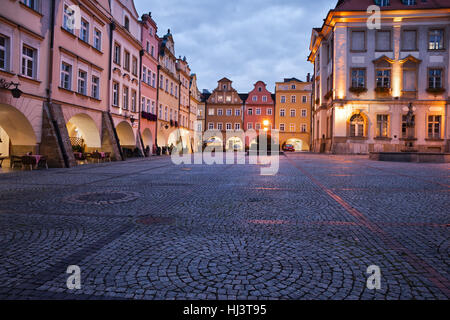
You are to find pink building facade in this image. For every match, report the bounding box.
[139,12,158,154]
[244,81,275,147]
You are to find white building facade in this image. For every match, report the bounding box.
[309,0,450,154]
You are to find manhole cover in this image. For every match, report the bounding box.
[136,216,175,225]
[65,191,140,205]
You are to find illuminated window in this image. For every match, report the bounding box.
[349,114,365,137]
[376,114,389,138]
[428,115,441,139]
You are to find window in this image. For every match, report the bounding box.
[429,29,444,50]
[151,45,155,58]
[131,90,136,112]
[247,108,253,115]
[280,96,286,103]
[0,35,8,71]
[428,115,441,139]
[124,16,130,31]
[152,73,156,87]
[403,67,417,92]
[21,45,36,78]
[226,109,232,116]
[349,114,365,137]
[170,82,173,95]
[376,115,389,137]
[124,51,130,71]
[123,86,129,110]
[113,82,119,106]
[375,0,390,6]
[280,109,285,117]
[208,109,214,116]
[114,43,121,65]
[301,124,307,133]
[80,19,89,43]
[376,69,391,88]
[302,96,307,103]
[402,0,416,4]
[301,109,307,117]
[22,0,39,11]
[290,109,296,117]
[91,76,99,99]
[226,96,231,102]
[159,104,162,118]
[291,85,296,90]
[376,30,391,51]
[142,67,147,83]
[351,69,366,88]
[217,109,223,116]
[247,123,253,130]
[290,124,295,132]
[351,30,366,51]
[208,123,214,130]
[77,70,87,95]
[60,62,72,90]
[94,29,102,50]
[151,101,155,114]
[63,5,74,33]
[252,96,257,102]
[164,107,168,121]
[235,109,241,116]
[255,123,261,130]
[235,123,241,130]
[291,95,296,103]
[401,115,415,138]
[262,96,267,102]
[132,56,138,76]
[401,30,417,51]
[429,69,442,89]
[226,123,232,131]
[267,108,272,115]
[280,124,285,131]
[141,97,146,111]
[256,108,261,115]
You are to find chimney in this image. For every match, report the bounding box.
[306,73,311,82]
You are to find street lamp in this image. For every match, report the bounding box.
[0,78,22,99]
[130,115,136,125]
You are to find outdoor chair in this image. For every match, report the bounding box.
[10,156,23,169]
[104,152,111,162]
[37,156,49,169]
[91,152,103,163]
[21,156,37,170]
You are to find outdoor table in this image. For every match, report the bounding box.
[73,152,83,160]
[30,155,43,169]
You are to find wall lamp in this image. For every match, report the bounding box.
[0,78,22,99]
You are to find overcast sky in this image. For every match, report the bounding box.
[134,0,336,93]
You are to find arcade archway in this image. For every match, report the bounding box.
[142,128,154,151]
[116,121,136,148]
[66,113,101,150]
[0,103,37,157]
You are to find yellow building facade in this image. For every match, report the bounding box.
[275,78,312,151]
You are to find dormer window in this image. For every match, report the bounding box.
[124,16,130,31]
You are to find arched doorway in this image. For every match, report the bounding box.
[0,103,37,158]
[116,121,136,148]
[66,113,101,152]
[284,138,305,151]
[142,128,154,151]
[226,137,244,151]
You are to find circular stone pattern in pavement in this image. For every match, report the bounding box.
[64,191,141,205]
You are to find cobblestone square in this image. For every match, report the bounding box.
[0,154,448,300]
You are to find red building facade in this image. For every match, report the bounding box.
[139,12,159,154]
[244,81,275,147]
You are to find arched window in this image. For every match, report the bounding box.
[349,114,365,137]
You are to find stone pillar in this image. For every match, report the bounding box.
[101,111,123,161]
[40,102,76,168]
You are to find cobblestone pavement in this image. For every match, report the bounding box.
[0,154,448,300]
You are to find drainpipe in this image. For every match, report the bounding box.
[138,49,144,152]
[107,21,115,113]
[155,65,160,149]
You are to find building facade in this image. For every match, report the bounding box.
[110,0,142,155]
[189,74,201,152]
[309,0,450,154]
[0,0,52,160]
[275,78,312,151]
[157,30,179,150]
[206,78,244,151]
[244,81,275,148]
[139,12,158,154]
[176,56,191,151]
